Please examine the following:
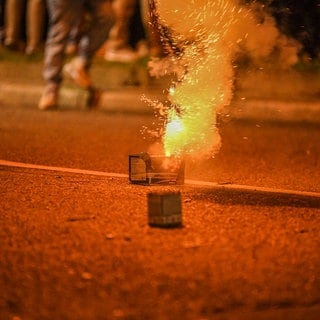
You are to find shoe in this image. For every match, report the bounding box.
[4,38,19,51]
[38,84,58,111]
[63,57,91,89]
[25,45,37,56]
[86,87,101,109]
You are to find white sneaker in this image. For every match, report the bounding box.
[63,57,91,89]
[38,84,58,110]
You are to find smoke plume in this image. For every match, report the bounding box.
[147,0,299,159]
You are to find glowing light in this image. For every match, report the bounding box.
[166,118,184,136]
[146,0,299,159]
[164,110,185,157]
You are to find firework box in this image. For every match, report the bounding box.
[129,152,184,185]
[147,191,182,228]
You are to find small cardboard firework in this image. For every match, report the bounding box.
[129,152,184,185]
[147,191,182,228]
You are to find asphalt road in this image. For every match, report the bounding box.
[0,103,319,320]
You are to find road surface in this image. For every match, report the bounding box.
[0,103,319,320]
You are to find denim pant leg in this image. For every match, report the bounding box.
[78,0,114,62]
[43,0,84,84]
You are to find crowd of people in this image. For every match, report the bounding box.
[0,0,165,110]
[0,0,163,60]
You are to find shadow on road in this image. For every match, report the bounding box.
[192,188,320,209]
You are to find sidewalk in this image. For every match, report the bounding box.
[0,53,319,122]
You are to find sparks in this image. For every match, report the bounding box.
[147,0,299,159]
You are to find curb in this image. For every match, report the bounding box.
[1,82,319,123]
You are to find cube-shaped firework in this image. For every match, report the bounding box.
[129,152,184,185]
[147,191,182,228]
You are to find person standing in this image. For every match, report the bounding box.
[39,0,114,111]
[4,0,46,54]
[103,0,163,63]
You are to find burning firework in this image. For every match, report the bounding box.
[146,0,298,159]
[129,152,184,185]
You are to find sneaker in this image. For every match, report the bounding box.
[86,87,101,109]
[63,57,91,89]
[4,38,19,51]
[25,45,37,56]
[38,84,58,111]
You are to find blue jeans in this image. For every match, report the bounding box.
[43,0,114,85]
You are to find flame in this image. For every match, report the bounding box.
[164,109,184,157]
[155,0,241,159]
[149,0,299,159]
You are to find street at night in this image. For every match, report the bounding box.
[0,101,319,319]
[1,0,320,318]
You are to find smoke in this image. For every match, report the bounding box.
[147,0,299,159]
[235,1,301,68]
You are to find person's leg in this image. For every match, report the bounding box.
[111,0,135,49]
[104,0,140,62]
[62,0,114,91]
[78,0,114,63]
[39,0,83,110]
[26,0,46,54]
[0,0,6,42]
[43,0,83,84]
[4,0,24,49]
[65,13,86,55]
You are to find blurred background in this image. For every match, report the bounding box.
[0,0,319,63]
[0,0,319,104]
